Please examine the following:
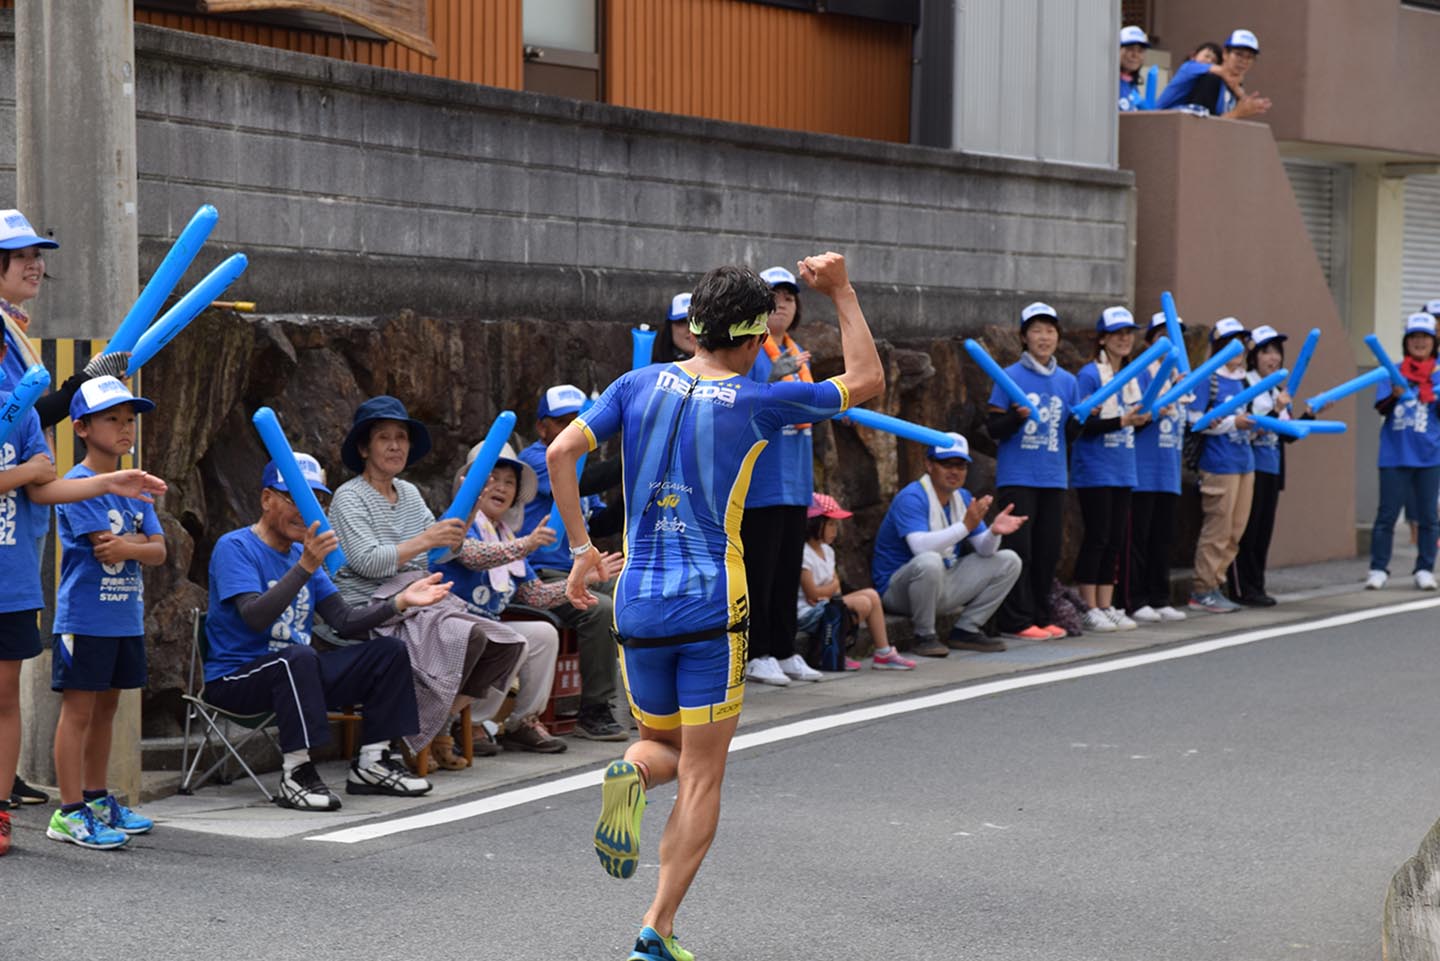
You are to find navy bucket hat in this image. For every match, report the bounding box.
[341,395,432,474]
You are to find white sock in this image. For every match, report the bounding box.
[282,749,310,775]
[358,742,386,768]
[873,646,893,656]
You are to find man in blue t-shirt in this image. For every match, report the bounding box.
[204,455,449,811]
[547,253,885,961]
[872,433,1025,658]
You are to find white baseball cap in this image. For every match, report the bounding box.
[69,376,155,420]
[1149,311,1184,331]
[1096,306,1138,333]
[0,209,58,250]
[1226,29,1260,53]
[929,432,972,463]
[668,292,692,323]
[1212,317,1248,342]
[537,384,587,419]
[1119,26,1150,47]
[1021,302,1059,326]
[1249,325,1287,348]
[759,266,798,290]
[1406,312,1438,337]
[1422,299,1440,316]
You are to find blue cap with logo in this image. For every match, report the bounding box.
[1406,312,1438,337]
[1423,299,1440,317]
[1020,302,1059,328]
[261,452,331,496]
[1148,310,1183,332]
[1096,306,1138,333]
[0,209,58,250]
[1212,317,1248,342]
[538,384,588,420]
[69,376,155,421]
[1226,29,1260,52]
[1119,25,1150,47]
[759,266,798,290]
[929,431,972,463]
[668,292,692,322]
[1249,325,1287,349]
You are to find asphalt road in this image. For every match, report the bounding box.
[8,604,1440,961]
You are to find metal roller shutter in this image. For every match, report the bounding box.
[1284,159,1350,298]
[1403,174,1440,316]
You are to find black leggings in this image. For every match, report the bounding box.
[995,486,1066,632]
[1118,490,1177,612]
[740,504,808,661]
[1230,470,1281,598]
[1074,486,1131,585]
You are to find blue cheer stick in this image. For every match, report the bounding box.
[429,411,517,566]
[0,364,51,452]
[1073,336,1172,423]
[1137,353,1176,413]
[1295,419,1347,434]
[1150,339,1245,415]
[1304,367,1390,412]
[839,407,957,448]
[1161,291,1189,375]
[1143,65,1159,110]
[632,326,657,371]
[965,339,1042,424]
[1364,335,1415,401]
[1192,368,1288,431]
[127,253,248,377]
[1247,414,1311,439]
[252,407,346,576]
[106,204,219,355]
[1286,328,1321,398]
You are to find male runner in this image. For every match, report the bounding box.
[547,252,884,961]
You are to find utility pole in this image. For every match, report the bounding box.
[16,1,141,800]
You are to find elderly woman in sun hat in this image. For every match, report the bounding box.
[328,395,526,770]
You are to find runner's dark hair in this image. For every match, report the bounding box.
[690,266,775,351]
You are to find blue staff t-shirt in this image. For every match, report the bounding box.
[1157,60,1234,115]
[0,407,49,613]
[870,480,988,595]
[1,341,54,538]
[434,522,538,620]
[1070,362,1138,489]
[1133,365,1184,495]
[1119,75,1143,111]
[1191,373,1255,475]
[988,361,1079,490]
[518,440,605,572]
[744,346,815,508]
[53,464,162,636]
[1376,373,1440,469]
[204,527,339,682]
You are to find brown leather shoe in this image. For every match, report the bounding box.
[498,717,568,754]
[427,734,470,770]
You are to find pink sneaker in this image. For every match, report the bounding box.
[1040,624,1068,639]
[843,657,861,672]
[872,649,916,671]
[1002,625,1053,641]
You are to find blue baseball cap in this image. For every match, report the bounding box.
[1096,306,1138,333]
[1249,325,1287,349]
[0,209,58,250]
[261,452,331,496]
[1226,29,1260,53]
[1212,317,1248,342]
[69,376,155,420]
[1020,302,1059,328]
[759,266,798,290]
[1422,299,1440,316]
[1119,25,1149,47]
[538,384,587,420]
[668,292,692,322]
[1406,312,1438,337]
[929,432,972,463]
[1148,311,1184,332]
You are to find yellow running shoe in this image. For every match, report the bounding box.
[595,760,646,879]
[628,925,694,961]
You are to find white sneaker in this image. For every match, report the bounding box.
[1083,608,1117,632]
[1105,607,1138,630]
[776,653,823,682]
[1417,570,1438,591]
[745,656,790,686]
[1365,570,1388,590]
[1156,606,1188,621]
[1130,606,1163,623]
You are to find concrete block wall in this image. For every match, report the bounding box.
[0,14,1132,341]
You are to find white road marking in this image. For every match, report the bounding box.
[308,596,1440,844]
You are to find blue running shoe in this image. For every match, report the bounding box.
[88,794,153,835]
[628,926,694,961]
[595,760,646,879]
[46,806,128,850]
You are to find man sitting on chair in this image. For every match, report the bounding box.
[203,455,449,811]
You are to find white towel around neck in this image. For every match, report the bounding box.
[919,474,965,569]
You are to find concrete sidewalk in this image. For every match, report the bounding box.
[114,543,1433,842]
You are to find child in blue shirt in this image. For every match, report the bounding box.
[48,377,166,850]
[0,363,166,857]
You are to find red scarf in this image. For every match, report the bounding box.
[1402,356,1436,404]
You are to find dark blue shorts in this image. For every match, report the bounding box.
[0,610,42,661]
[617,629,746,730]
[51,633,147,692]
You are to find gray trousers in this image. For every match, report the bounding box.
[881,549,1023,637]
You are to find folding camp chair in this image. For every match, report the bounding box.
[178,609,280,801]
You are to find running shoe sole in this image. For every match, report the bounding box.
[46,824,127,849]
[595,760,646,879]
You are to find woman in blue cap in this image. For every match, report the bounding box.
[651,292,697,364]
[1230,325,1293,606]
[1072,307,1151,632]
[1187,318,1255,613]
[1361,312,1440,591]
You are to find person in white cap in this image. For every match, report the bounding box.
[1187,319,1256,613]
[870,433,1025,656]
[1359,312,1440,591]
[1229,325,1294,606]
[1157,28,1270,119]
[1072,307,1152,632]
[1118,26,1150,112]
